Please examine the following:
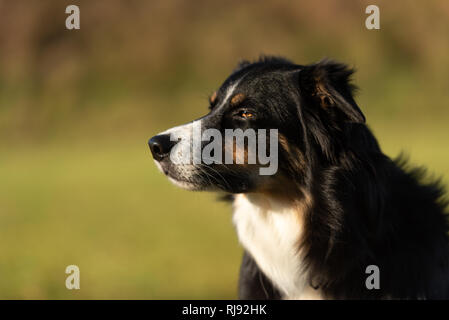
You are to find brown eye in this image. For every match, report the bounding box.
[236,109,255,119]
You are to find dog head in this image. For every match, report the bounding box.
[148,56,366,195]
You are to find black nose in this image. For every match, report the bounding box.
[148,134,176,161]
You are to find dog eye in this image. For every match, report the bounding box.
[235,109,255,120]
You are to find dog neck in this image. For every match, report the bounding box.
[232,192,321,299]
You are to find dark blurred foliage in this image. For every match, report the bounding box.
[0,0,448,142]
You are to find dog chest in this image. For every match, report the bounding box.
[232,194,311,298]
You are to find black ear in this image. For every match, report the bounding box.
[299,60,365,123]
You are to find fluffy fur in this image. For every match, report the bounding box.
[149,56,449,299]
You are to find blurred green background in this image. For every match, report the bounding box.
[0,0,448,299]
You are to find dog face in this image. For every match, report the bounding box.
[149,57,365,195]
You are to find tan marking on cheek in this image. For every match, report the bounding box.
[233,141,248,164]
[230,93,245,106]
[223,139,250,164]
[278,134,291,153]
[295,190,312,228]
[279,134,306,172]
[291,148,306,172]
[296,189,315,250]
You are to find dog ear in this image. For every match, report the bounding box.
[299,60,365,123]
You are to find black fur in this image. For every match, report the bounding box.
[237,57,449,299]
[149,56,449,299]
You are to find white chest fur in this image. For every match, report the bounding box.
[233,194,319,299]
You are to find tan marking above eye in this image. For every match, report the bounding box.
[230,93,245,106]
[210,91,217,104]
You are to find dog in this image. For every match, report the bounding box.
[148,56,449,299]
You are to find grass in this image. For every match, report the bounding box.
[0,137,242,299]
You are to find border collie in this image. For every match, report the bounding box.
[148,56,449,299]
